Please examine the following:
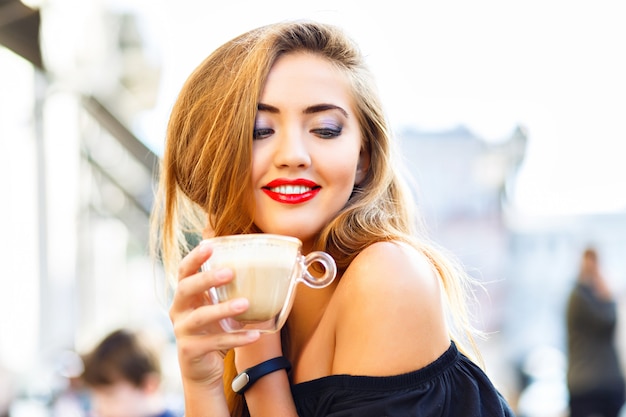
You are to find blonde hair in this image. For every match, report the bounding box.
[150,20,483,416]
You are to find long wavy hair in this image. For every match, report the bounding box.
[150,20,483,416]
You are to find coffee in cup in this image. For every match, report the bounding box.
[201,234,336,333]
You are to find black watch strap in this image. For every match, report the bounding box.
[231,356,292,394]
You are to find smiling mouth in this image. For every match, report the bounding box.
[262,185,321,204]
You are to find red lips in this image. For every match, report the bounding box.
[262,178,321,204]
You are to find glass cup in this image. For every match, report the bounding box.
[201,234,337,333]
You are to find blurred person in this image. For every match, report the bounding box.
[566,247,625,417]
[81,329,178,417]
[151,20,514,416]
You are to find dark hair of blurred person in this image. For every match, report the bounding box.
[81,329,178,417]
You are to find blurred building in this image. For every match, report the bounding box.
[0,0,177,413]
[397,124,527,332]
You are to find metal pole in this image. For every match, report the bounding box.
[34,68,49,353]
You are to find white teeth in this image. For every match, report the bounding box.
[270,185,311,195]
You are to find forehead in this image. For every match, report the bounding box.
[92,380,140,396]
[261,52,354,109]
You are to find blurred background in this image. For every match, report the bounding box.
[1,0,625,416]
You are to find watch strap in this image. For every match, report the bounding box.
[232,356,292,394]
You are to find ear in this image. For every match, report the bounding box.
[355,148,370,185]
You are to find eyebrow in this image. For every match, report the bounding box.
[257,103,349,118]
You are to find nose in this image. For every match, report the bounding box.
[273,128,311,168]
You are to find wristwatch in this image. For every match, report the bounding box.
[231,356,292,394]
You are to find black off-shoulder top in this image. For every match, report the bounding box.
[290,341,515,417]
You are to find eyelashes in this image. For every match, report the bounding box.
[253,127,273,140]
[252,124,343,140]
[311,126,342,139]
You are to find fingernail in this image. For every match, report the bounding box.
[198,240,211,253]
[230,298,249,311]
[214,268,231,281]
[245,330,260,340]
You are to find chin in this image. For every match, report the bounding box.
[257,225,317,244]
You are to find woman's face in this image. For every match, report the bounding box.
[251,52,368,250]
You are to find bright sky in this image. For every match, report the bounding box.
[45,0,626,216]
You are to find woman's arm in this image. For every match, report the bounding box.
[234,333,299,416]
[181,381,231,417]
[332,241,451,376]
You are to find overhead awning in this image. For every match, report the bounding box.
[0,0,43,69]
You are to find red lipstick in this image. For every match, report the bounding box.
[262,178,321,204]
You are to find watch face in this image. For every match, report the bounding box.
[232,372,251,393]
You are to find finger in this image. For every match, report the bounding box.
[177,240,214,282]
[177,297,250,335]
[175,267,233,302]
[205,330,261,352]
[169,269,234,321]
[177,330,261,360]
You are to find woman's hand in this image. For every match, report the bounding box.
[169,241,261,389]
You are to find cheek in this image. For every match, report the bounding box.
[334,159,359,188]
[325,145,361,185]
[251,145,270,186]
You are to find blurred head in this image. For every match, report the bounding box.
[579,247,599,283]
[155,20,416,279]
[82,329,163,417]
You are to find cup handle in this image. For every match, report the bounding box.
[300,251,337,288]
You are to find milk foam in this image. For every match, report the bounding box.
[212,246,298,322]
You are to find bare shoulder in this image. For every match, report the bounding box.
[331,240,451,376]
[348,240,437,287]
[337,241,440,311]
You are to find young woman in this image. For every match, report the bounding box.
[151,20,515,416]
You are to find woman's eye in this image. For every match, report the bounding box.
[312,127,342,139]
[253,128,274,140]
